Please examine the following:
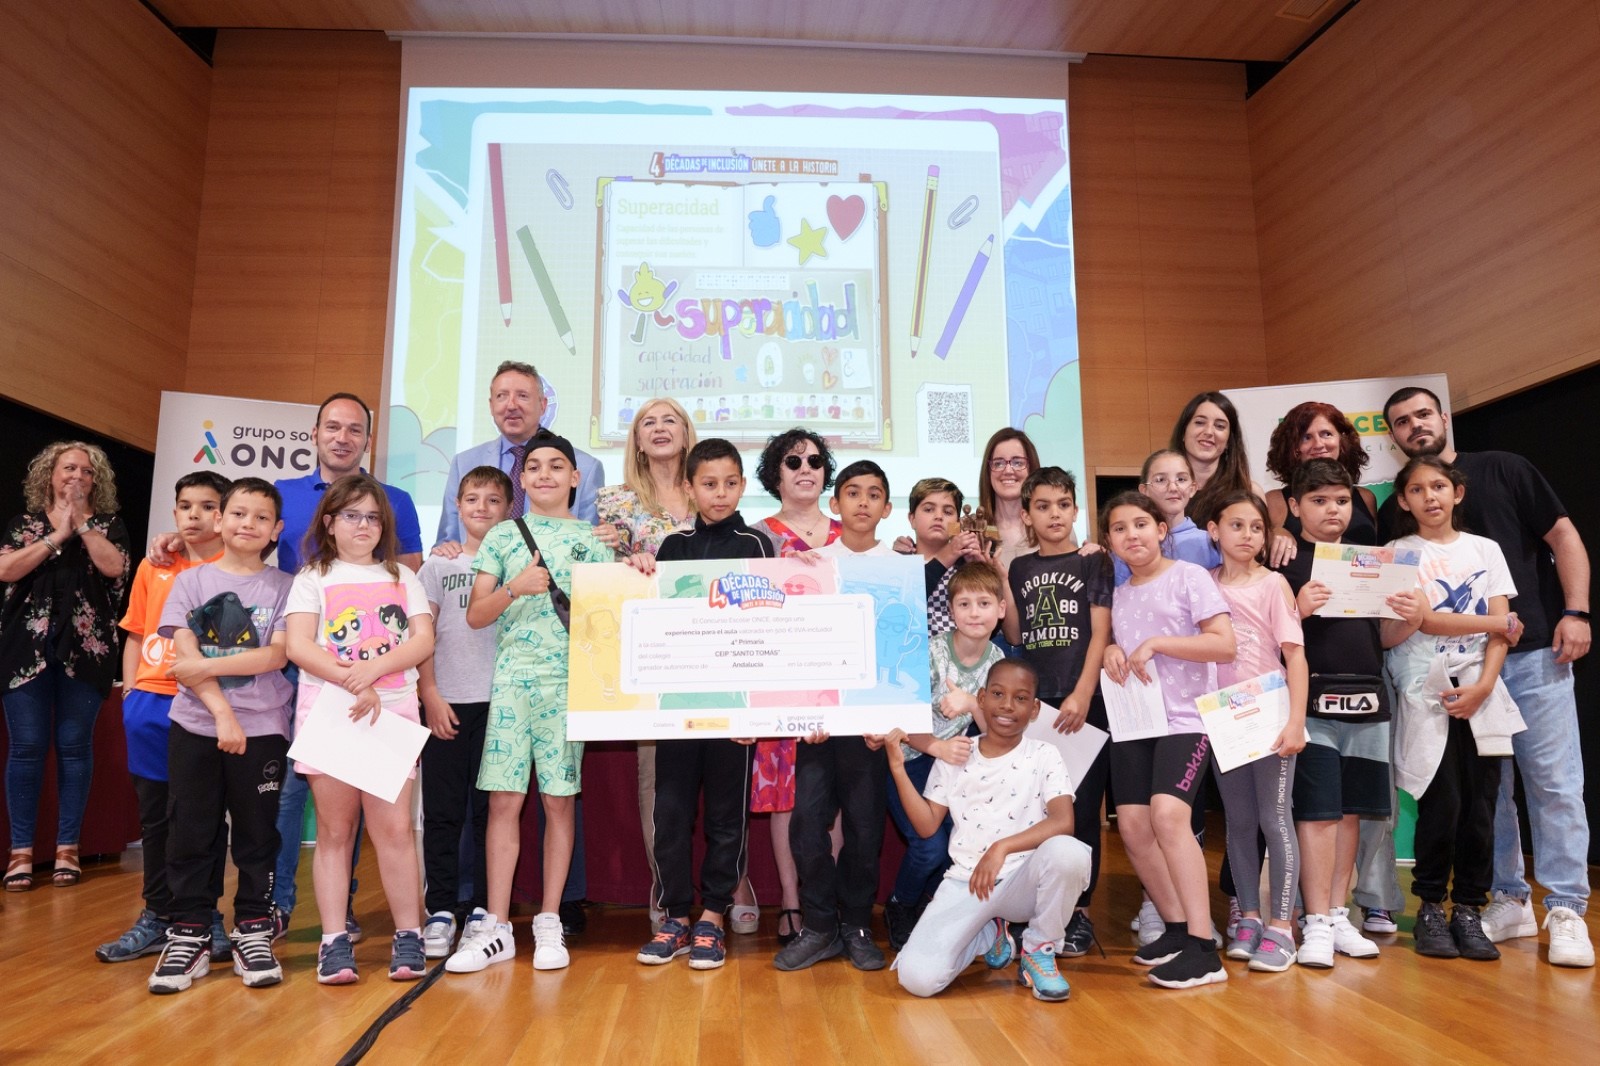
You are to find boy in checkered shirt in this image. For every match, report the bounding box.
[901,478,987,636]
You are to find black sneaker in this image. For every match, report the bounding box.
[1132,925,1189,967]
[840,926,886,971]
[559,899,588,936]
[885,898,917,952]
[231,917,283,988]
[1148,940,1228,989]
[1061,910,1096,958]
[773,926,843,971]
[1414,902,1460,958]
[148,923,212,995]
[1450,906,1500,961]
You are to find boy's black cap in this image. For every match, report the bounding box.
[525,428,576,467]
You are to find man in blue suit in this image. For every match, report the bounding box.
[434,359,605,546]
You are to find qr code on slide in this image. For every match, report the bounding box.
[919,385,973,446]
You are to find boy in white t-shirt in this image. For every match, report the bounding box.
[416,466,511,958]
[887,659,1091,1002]
[816,461,895,558]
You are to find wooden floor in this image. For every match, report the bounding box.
[3,820,1596,1066]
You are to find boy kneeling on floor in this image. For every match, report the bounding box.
[887,659,1090,1002]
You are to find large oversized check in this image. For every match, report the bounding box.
[566,555,931,740]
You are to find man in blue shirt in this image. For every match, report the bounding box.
[434,360,605,547]
[275,392,423,572]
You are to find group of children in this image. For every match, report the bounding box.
[100,426,1532,1003]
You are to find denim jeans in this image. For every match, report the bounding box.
[1493,650,1590,914]
[4,662,103,850]
[886,753,950,905]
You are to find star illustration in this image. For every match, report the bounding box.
[787,218,829,265]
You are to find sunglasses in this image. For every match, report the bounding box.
[783,454,826,471]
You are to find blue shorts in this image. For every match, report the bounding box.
[121,689,174,781]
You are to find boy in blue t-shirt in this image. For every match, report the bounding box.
[148,478,296,994]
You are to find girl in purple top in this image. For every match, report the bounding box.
[1207,492,1307,972]
[1102,492,1236,989]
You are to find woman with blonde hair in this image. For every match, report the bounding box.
[1,441,130,891]
[593,398,698,929]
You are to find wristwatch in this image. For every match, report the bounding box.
[1562,609,1591,622]
[75,520,93,536]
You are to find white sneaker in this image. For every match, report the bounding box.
[532,911,570,970]
[461,907,490,943]
[446,921,515,973]
[1297,914,1335,969]
[1544,905,1596,968]
[422,911,457,959]
[1135,900,1165,946]
[1480,892,1537,943]
[1329,906,1379,958]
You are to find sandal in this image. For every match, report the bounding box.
[5,850,33,893]
[776,909,803,946]
[52,845,81,888]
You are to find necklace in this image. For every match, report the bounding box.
[779,509,827,544]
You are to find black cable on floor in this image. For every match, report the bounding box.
[334,963,447,1066]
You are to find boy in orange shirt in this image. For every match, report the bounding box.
[96,472,230,964]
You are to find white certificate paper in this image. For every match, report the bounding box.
[287,683,429,804]
[1195,672,1292,773]
[1309,542,1422,620]
[1099,670,1169,742]
[1026,706,1110,790]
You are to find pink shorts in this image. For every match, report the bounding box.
[292,681,421,781]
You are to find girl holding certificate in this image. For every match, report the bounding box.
[1382,456,1522,962]
[1207,493,1307,972]
[285,474,435,985]
[1101,492,1236,989]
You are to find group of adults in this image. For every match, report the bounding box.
[3,368,1589,965]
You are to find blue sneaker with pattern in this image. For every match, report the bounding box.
[318,932,359,984]
[687,920,727,970]
[982,918,1014,969]
[1017,944,1071,1001]
[96,909,170,962]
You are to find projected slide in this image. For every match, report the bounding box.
[386,89,1080,535]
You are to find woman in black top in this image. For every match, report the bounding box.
[1264,402,1379,545]
[0,441,130,890]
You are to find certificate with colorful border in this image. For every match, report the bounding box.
[567,555,930,740]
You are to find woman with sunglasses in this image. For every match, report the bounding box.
[740,428,842,942]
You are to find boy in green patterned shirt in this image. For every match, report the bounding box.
[445,431,646,976]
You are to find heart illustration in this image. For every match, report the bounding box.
[826,195,866,241]
[822,370,838,389]
[821,345,839,367]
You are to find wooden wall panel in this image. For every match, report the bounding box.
[185,30,402,416]
[0,0,210,449]
[1071,56,1269,505]
[1248,0,1600,411]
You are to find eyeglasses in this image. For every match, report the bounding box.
[336,510,382,527]
[988,457,1029,472]
[1145,474,1192,488]
[783,454,826,471]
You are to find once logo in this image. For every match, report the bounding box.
[192,420,222,465]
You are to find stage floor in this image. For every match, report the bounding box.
[3,818,1595,1065]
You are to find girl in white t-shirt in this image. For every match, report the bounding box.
[285,474,435,985]
[1382,455,1521,962]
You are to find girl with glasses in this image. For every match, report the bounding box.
[285,474,436,984]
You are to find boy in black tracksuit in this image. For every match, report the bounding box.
[636,439,775,971]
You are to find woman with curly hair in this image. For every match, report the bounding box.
[1263,401,1379,544]
[0,441,130,891]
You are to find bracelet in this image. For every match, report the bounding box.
[1562,608,1591,622]
[505,584,518,601]
[41,536,60,557]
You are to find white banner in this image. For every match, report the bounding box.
[1225,374,1452,493]
[146,391,322,541]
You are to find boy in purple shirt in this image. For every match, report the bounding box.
[148,478,295,995]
